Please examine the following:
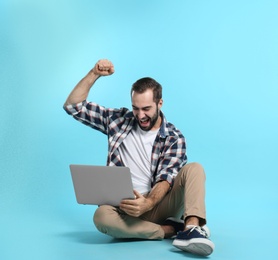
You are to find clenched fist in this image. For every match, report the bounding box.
[92,59,115,76]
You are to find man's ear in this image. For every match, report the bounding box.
[158,99,163,109]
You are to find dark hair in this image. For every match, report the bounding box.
[131,77,162,104]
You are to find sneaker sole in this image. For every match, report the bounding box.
[173,238,214,256]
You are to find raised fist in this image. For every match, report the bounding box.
[92,59,115,76]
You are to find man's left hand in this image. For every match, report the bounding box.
[119,190,152,217]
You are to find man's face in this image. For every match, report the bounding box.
[131,89,163,131]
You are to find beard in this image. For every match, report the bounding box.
[136,107,160,131]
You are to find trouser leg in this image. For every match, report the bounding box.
[93,205,165,239]
[176,162,207,226]
[142,162,207,226]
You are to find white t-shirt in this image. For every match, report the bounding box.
[118,125,159,194]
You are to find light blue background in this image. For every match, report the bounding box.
[1,0,277,259]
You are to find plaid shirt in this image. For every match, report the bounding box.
[64,100,187,187]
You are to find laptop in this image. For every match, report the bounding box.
[69,164,135,206]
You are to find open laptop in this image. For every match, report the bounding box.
[69,164,135,206]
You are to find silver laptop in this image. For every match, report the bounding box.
[69,165,135,206]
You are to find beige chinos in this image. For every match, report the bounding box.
[93,162,206,240]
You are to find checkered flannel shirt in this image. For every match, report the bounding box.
[64,100,187,187]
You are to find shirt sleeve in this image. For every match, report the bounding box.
[155,134,187,186]
[63,100,111,135]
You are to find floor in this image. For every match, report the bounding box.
[2,178,277,260]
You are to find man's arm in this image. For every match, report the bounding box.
[64,59,114,106]
[119,181,170,217]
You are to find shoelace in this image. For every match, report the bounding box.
[187,225,208,238]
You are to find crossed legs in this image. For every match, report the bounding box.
[93,162,206,239]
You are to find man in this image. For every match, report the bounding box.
[64,59,215,256]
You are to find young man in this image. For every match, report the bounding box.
[64,59,215,256]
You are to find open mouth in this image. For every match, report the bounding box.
[139,118,150,127]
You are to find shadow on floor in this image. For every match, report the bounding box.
[56,230,164,245]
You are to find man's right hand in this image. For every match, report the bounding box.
[92,59,115,76]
